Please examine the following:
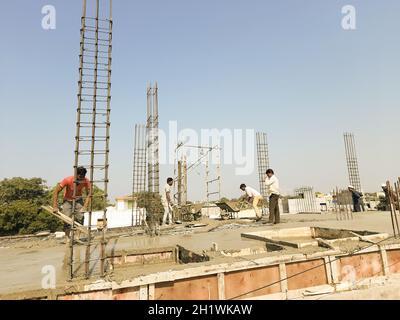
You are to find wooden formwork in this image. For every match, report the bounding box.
[3,244,400,300]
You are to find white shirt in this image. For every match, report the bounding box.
[244,186,261,198]
[265,175,280,196]
[161,183,172,202]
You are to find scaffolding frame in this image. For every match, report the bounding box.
[173,144,221,207]
[294,186,318,213]
[146,82,160,194]
[344,132,362,192]
[332,187,353,220]
[70,0,113,280]
[206,146,221,205]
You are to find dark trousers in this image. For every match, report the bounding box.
[269,194,280,224]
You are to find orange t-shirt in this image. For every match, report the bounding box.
[59,176,90,201]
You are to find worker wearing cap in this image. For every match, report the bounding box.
[348,185,363,212]
[240,184,263,221]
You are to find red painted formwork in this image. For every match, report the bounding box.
[286,259,328,290]
[339,252,383,281]
[224,265,281,299]
[155,275,219,300]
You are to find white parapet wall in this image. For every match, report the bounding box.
[83,206,146,230]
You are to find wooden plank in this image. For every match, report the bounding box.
[139,285,148,300]
[323,256,333,284]
[148,284,155,300]
[217,273,225,300]
[379,247,389,276]
[41,205,88,235]
[339,252,383,281]
[278,263,288,292]
[112,287,140,300]
[286,259,328,290]
[155,275,218,300]
[224,265,281,299]
[386,249,400,274]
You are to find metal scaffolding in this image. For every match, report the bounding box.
[70,0,113,279]
[205,146,221,205]
[146,82,160,194]
[294,187,318,213]
[332,187,353,220]
[256,132,270,199]
[344,132,362,192]
[131,124,147,226]
[173,144,221,207]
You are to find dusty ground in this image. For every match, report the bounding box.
[0,211,397,296]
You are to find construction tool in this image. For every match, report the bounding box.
[41,205,88,235]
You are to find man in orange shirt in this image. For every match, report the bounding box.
[52,167,92,236]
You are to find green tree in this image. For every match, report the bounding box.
[0,177,63,235]
[0,177,47,204]
[134,192,163,223]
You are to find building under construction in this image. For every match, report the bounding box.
[2,0,400,302]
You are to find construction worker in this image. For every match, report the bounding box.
[381,183,398,210]
[348,185,363,212]
[52,167,91,238]
[161,177,174,225]
[240,184,263,221]
[265,169,280,224]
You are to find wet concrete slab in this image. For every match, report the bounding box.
[0,211,398,296]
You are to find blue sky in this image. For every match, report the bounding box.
[1,0,400,201]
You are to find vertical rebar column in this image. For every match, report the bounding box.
[256,132,269,199]
[387,181,400,238]
[70,0,113,280]
[100,0,113,278]
[84,0,100,280]
[395,180,400,237]
[146,83,153,193]
[177,156,188,205]
[132,124,146,226]
[344,132,362,192]
[70,0,88,281]
[153,82,160,193]
[146,82,160,194]
[333,188,338,219]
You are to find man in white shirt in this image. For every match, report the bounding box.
[161,177,174,225]
[265,169,280,224]
[240,184,263,221]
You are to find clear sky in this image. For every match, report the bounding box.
[1,0,400,201]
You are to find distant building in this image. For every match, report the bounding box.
[83,195,145,230]
[115,195,136,211]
